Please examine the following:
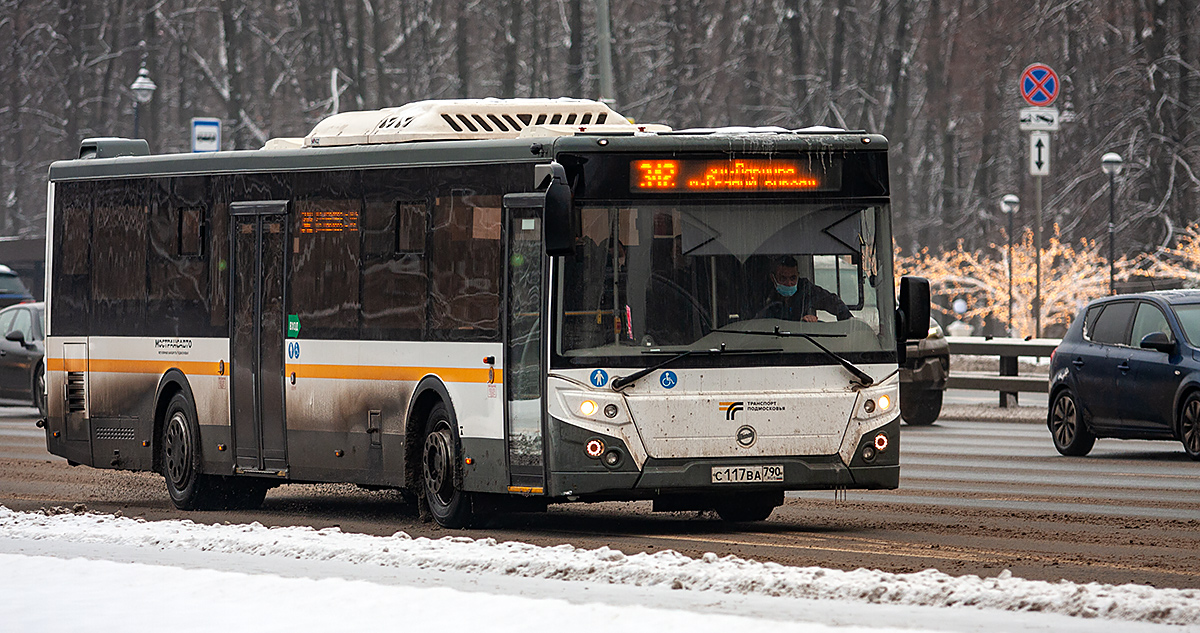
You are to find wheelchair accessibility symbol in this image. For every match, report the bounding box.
[660,370,678,389]
[590,369,609,388]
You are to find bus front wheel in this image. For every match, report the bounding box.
[421,403,475,528]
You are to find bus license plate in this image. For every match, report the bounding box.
[711,465,784,484]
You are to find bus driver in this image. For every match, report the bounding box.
[757,255,852,322]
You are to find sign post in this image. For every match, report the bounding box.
[1019,63,1059,338]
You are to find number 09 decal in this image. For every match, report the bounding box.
[287,341,301,360]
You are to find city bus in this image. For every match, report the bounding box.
[41,98,929,527]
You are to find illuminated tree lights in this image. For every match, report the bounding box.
[896,226,1121,338]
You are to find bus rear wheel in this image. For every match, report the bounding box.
[421,403,475,528]
[162,392,220,510]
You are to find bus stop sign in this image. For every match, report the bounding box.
[1020,64,1059,107]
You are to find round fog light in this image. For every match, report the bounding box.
[579,400,598,416]
[878,394,892,410]
[863,399,876,414]
[861,445,876,462]
[874,432,889,452]
[585,438,605,458]
[603,449,623,468]
[604,403,619,418]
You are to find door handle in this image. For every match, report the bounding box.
[1117,362,1131,372]
[1072,358,1084,367]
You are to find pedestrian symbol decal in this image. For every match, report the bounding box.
[590,369,609,388]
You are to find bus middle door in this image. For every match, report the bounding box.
[229,201,289,474]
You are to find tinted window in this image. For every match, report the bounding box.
[0,309,17,335]
[291,171,362,339]
[51,181,92,335]
[1130,302,1172,347]
[1083,305,1103,340]
[1090,302,1135,345]
[428,190,501,340]
[147,177,219,337]
[361,172,429,340]
[0,274,27,295]
[91,179,148,335]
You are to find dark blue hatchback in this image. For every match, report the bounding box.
[1049,290,1200,459]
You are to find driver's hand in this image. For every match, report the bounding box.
[802,315,818,322]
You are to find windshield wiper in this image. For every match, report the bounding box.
[609,345,782,391]
[726,325,876,387]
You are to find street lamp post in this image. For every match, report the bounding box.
[1101,153,1124,295]
[1000,194,1020,335]
[130,66,157,139]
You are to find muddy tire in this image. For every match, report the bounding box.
[421,403,475,528]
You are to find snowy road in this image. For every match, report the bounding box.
[2,506,1199,632]
[5,407,1200,591]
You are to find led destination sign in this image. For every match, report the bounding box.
[631,158,841,193]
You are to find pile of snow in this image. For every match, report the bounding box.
[2,505,1198,626]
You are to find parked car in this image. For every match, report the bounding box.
[900,317,949,426]
[1048,290,1200,459]
[0,265,33,309]
[0,301,45,415]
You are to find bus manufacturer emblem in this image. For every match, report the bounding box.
[736,425,757,448]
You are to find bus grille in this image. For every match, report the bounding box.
[66,371,86,413]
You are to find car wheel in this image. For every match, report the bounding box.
[32,364,46,418]
[1049,389,1095,456]
[900,387,943,426]
[1178,393,1200,461]
[162,392,220,510]
[422,403,475,528]
[715,492,779,522]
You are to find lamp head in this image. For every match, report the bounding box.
[130,67,157,104]
[1101,152,1123,176]
[1000,194,1020,215]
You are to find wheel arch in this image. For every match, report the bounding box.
[152,369,198,474]
[404,376,457,491]
[1172,381,1200,439]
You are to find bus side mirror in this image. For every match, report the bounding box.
[898,276,931,341]
[542,162,576,257]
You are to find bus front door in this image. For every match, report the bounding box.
[229,201,289,474]
[503,195,545,491]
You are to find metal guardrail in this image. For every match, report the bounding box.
[945,336,1061,405]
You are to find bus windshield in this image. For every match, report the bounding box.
[556,202,895,361]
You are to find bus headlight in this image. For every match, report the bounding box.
[878,394,891,411]
[579,400,598,416]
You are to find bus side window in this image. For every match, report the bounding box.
[361,197,428,340]
[51,181,92,335]
[91,178,149,335]
[148,177,212,337]
[291,170,362,340]
[428,191,501,340]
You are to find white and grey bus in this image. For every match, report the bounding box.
[41,99,929,527]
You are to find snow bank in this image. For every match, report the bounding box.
[2,506,1197,626]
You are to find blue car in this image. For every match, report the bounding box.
[1048,290,1200,459]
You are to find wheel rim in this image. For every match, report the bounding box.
[1050,393,1077,448]
[1182,398,1200,455]
[423,420,455,506]
[164,411,192,488]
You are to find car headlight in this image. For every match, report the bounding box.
[927,318,945,339]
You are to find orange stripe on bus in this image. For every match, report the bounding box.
[290,363,503,384]
[44,358,502,384]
